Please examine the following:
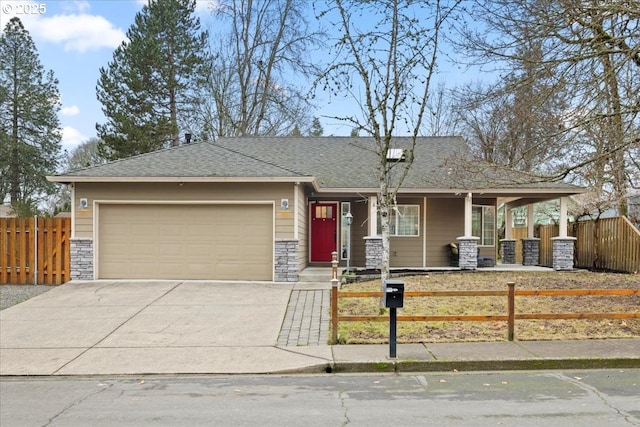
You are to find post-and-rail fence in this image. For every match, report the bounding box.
[1,217,71,285]
[330,284,640,344]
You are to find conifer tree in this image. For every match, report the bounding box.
[0,17,61,209]
[96,0,210,160]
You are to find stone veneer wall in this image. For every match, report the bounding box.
[500,239,516,264]
[457,237,479,270]
[364,236,383,269]
[70,238,93,280]
[552,237,576,270]
[275,239,299,282]
[522,238,540,266]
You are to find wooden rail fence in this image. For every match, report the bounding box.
[330,284,640,343]
[1,217,71,285]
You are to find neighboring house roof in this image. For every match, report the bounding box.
[48,136,583,196]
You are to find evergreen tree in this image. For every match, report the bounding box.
[96,0,210,160]
[0,17,61,207]
[309,117,324,136]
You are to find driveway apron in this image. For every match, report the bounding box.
[0,280,331,375]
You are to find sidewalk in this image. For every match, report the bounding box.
[275,282,640,373]
[0,280,638,376]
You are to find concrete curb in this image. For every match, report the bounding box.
[329,358,640,374]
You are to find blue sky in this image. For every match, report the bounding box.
[1,0,217,153]
[1,0,473,155]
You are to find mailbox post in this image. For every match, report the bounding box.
[384,279,404,358]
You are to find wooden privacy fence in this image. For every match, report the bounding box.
[514,216,640,273]
[0,217,71,285]
[330,284,640,344]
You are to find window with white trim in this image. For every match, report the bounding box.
[377,205,420,236]
[472,205,495,246]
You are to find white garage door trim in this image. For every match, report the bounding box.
[94,200,275,280]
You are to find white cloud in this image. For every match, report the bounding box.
[61,105,80,116]
[61,1,91,13]
[29,14,126,53]
[61,126,86,152]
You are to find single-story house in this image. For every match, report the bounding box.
[48,136,584,282]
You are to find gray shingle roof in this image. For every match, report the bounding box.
[51,136,582,192]
[59,141,308,179]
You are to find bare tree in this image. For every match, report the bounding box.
[316,0,461,282]
[196,0,323,139]
[452,0,639,214]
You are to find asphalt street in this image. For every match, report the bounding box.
[2,369,639,426]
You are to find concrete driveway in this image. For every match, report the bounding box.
[0,281,332,376]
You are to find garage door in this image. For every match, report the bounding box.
[98,204,273,280]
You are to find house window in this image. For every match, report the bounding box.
[377,205,419,236]
[472,205,495,246]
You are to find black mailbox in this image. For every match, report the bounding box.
[384,280,404,308]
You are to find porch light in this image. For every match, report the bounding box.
[346,212,353,226]
[345,212,353,272]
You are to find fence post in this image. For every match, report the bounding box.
[508,282,515,341]
[331,251,339,344]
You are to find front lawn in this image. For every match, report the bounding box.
[336,271,640,343]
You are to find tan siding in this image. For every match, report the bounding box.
[426,198,465,267]
[390,197,424,267]
[350,201,368,267]
[74,182,295,239]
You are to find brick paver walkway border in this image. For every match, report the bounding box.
[277,289,330,346]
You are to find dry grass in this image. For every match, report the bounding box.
[337,271,640,343]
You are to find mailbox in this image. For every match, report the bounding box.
[384,280,404,308]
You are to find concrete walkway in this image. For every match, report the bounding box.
[1,280,638,376]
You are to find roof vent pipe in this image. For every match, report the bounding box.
[185,133,192,144]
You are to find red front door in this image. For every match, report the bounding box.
[311,203,338,262]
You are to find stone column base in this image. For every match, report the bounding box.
[522,238,540,266]
[275,239,299,282]
[457,237,479,270]
[70,238,94,280]
[364,236,383,269]
[552,237,577,270]
[500,239,516,264]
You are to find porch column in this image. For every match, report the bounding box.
[552,197,576,270]
[364,236,383,269]
[559,196,568,237]
[501,203,516,264]
[457,193,478,269]
[500,239,517,264]
[368,195,378,236]
[522,238,540,266]
[527,204,535,238]
[464,193,473,237]
[504,204,513,240]
[456,237,479,270]
[552,237,576,270]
